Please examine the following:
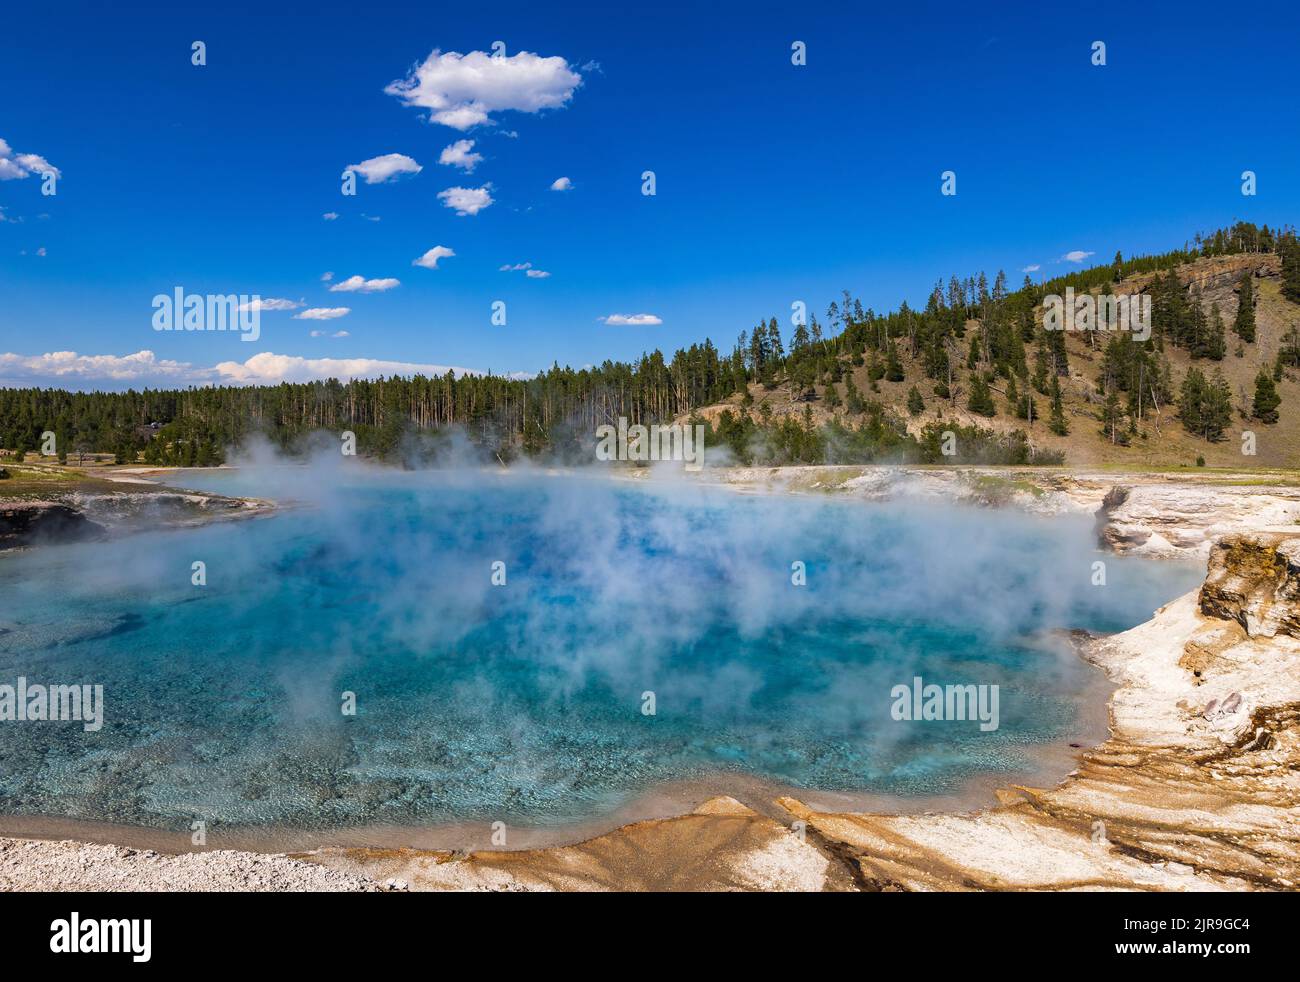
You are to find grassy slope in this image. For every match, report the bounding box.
[0,463,176,501]
[694,253,1300,471]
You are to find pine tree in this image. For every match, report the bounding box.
[1048,376,1069,435]
[907,384,925,416]
[1100,390,1129,445]
[1181,367,1231,441]
[1252,368,1281,423]
[844,376,864,414]
[1032,338,1051,394]
[967,375,996,417]
[1047,323,1069,375]
[767,318,785,361]
[1233,273,1256,342]
[1154,269,1190,348]
[884,341,905,382]
[1203,370,1233,441]
[791,321,811,353]
[1282,236,1300,304]
[1017,390,1037,423]
[1179,367,1206,436]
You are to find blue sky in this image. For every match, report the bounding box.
[1,0,1297,389]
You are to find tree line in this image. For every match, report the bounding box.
[1,220,1295,466]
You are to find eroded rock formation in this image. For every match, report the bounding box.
[1200,534,1300,638]
[0,502,104,550]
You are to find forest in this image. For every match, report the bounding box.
[2,221,1297,468]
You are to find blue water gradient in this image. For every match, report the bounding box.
[0,467,1203,831]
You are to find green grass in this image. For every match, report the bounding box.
[965,473,1049,500]
[0,464,167,500]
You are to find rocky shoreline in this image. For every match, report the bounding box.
[0,484,275,552]
[3,466,1298,891]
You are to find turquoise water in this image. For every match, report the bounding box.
[0,466,1202,832]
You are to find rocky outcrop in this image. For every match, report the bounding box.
[0,501,105,550]
[0,490,274,553]
[73,490,273,528]
[1200,534,1300,638]
[1179,253,1278,299]
[1126,253,1279,322]
[1094,481,1300,559]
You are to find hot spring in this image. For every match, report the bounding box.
[0,465,1203,838]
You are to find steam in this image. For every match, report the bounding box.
[0,440,1203,828]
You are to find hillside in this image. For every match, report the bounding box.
[688,248,1300,469]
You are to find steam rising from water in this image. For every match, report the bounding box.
[0,448,1202,831]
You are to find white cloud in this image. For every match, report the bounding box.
[35,247,47,257]
[345,153,422,184]
[412,246,455,269]
[238,297,302,313]
[550,176,572,191]
[438,184,493,216]
[322,211,339,221]
[1061,250,1094,263]
[212,353,506,384]
[1021,264,1041,273]
[328,276,400,293]
[309,330,350,338]
[500,261,549,278]
[601,313,662,326]
[0,137,60,181]
[321,271,334,282]
[0,350,194,382]
[438,139,483,172]
[293,307,351,320]
[0,348,532,387]
[385,49,582,130]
